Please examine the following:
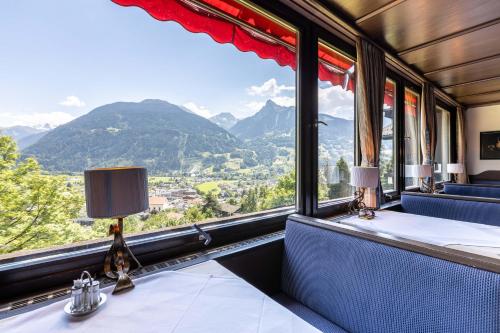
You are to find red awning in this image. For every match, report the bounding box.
[384,80,395,107]
[405,90,418,117]
[112,0,354,91]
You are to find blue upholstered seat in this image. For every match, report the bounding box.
[281,218,500,333]
[444,183,500,199]
[273,293,348,333]
[401,193,500,226]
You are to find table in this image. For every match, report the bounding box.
[339,210,500,259]
[0,261,319,333]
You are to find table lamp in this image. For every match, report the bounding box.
[85,167,149,294]
[349,166,379,219]
[406,164,433,193]
[447,163,465,183]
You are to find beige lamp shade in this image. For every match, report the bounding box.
[405,165,432,178]
[84,167,149,218]
[350,166,379,188]
[447,163,465,174]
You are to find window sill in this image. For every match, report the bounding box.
[0,207,294,301]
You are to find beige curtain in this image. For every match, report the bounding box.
[456,106,468,183]
[420,82,437,187]
[356,37,386,208]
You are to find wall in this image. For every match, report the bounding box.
[466,105,500,175]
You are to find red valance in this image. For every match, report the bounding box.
[384,80,395,107]
[112,0,354,91]
[405,90,418,117]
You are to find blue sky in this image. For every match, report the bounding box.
[0,0,353,128]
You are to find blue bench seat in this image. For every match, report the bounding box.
[279,215,500,332]
[444,183,500,199]
[401,192,500,226]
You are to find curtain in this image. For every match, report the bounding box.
[420,82,437,188]
[456,106,469,183]
[356,37,386,208]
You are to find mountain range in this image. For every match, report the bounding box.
[0,125,51,149]
[209,112,238,130]
[13,99,353,174]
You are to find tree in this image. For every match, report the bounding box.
[0,135,88,254]
[261,171,295,209]
[202,192,221,218]
[328,157,352,199]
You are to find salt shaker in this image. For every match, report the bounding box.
[70,279,83,312]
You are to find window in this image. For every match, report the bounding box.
[381,79,396,192]
[435,106,451,182]
[317,41,356,202]
[404,89,421,188]
[0,0,297,255]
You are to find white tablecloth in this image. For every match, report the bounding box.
[0,267,319,333]
[340,210,500,258]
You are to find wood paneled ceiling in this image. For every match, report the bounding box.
[321,0,500,106]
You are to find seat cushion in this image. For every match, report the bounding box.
[273,293,348,333]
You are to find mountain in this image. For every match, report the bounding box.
[209,112,238,130]
[229,100,353,142]
[18,131,49,149]
[24,99,239,173]
[1,125,47,142]
[230,100,294,140]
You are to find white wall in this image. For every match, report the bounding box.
[466,105,500,175]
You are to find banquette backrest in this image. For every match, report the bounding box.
[281,214,500,333]
[401,192,500,227]
[443,183,500,199]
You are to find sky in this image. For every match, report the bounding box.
[0,0,354,128]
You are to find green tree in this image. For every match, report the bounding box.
[261,171,295,209]
[0,135,88,254]
[202,192,221,218]
[240,188,258,213]
[328,157,352,199]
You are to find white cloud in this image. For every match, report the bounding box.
[0,111,75,128]
[182,102,212,118]
[271,96,295,107]
[245,101,266,113]
[59,95,86,108]
[318,84,355,119]
[247,78,294,97]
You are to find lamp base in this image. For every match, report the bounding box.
[104,217,142,294]
[358,208,375,220]
[348,188,376,219]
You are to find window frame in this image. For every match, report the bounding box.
[315,28,357,214]
[0,0,358,300]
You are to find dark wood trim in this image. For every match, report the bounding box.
[398,18,500,56]
[442,75,500,89]
[296,24,319,217]
[355,0,407,24]
[288,214,500,274]
[454,88,500,99]
[425,53,500,76]
[467,100,500,108]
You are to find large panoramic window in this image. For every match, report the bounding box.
[404,88,421,188]
[435,106,451,182]
[381,79,396,192]
[0,0,297,255]
[317,41,356,202]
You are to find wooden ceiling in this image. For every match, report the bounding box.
[321,0,500,106]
